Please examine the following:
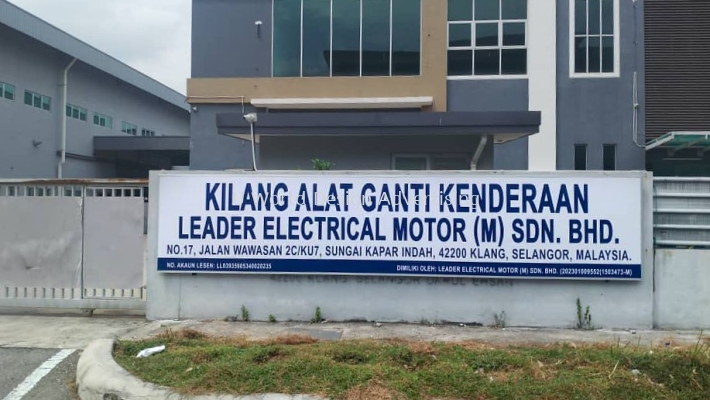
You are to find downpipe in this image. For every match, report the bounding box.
[58,58,78,179]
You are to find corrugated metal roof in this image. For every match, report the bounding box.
[0,0,189,112]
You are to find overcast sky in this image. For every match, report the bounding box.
[8,0,191,95]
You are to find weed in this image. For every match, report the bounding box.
[265,335,318,346]
[181,329,206,340]
[576,298,593,330]
[333,350,368,365]
[251,346,282,364]
[692,330,707,358]
[312,158,333,171]
[493,311,507,329]
[160,327,176,341]
[269,314,277,323]
[241,305,249,322]
[311,306,323,323]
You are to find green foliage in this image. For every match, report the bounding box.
[311,306,323,324]
[241,305,249,322]
[311,158,333,171]
[576,298,593,330]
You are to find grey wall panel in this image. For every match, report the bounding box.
[66,62,190,158]
[0,24,62,178]
[447,80,529,112]
[494,140,528,170]
[192,0,272,78]
[0,24,189,178]
[260,135,493,170]
[63,159,116,179]
[447,80,529,170]
[645,0,710,139]
[556,0,645,170]
[0,197,83,288]
[190,104,257,171]
[83,197,145,289]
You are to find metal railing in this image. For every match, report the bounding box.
[0,179,147,198]
[654,177,710,248]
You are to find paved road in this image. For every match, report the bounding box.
[0,348,80,400]
[0,311,155,400]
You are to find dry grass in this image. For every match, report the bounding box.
[343,380,407,400]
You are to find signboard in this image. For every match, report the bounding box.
[156,173,643,280]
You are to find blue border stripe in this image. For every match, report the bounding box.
[158,258,642,279]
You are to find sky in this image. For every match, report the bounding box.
[8,0,191,95]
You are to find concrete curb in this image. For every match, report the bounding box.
[76,339,326,400]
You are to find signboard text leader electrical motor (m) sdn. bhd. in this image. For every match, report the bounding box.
[155,172,643,280]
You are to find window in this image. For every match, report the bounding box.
[574,144,587,170]
[394,156,428,171]
[121,122,138,136]
[603,144,616,170]
[571,0,619,76]
[393,154,470,170]
[24,91,51,111]
[0,82,14,100]
[93,113,113,129]
[448,0,528,77]
[273,0,422,77]
[66,104,87,122]
[141,129,156,137]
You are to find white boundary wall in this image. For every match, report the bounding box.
[146,171,655,329]
[654,249,710,330]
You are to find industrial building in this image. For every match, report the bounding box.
[0,0,190,179]
[4,0,707,178]
[187,0,645,172]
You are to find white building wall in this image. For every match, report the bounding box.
[528,0,558,171]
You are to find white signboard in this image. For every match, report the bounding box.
[156,173,643,280]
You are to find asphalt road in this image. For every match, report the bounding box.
[0,348,81,400]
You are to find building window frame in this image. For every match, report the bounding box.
[141,128,156,137]
[447,0,529,80]
[574,144,588,170]
[93,112,113,129]
[24,90,51,111]
[392,154,430,170]
[569,0,620,78]
[121,121,138,136]
[603,143,616,171]
[66,104,87,122]
[0,81,15,101]
[271,0,423,78]
[392,153,471,170]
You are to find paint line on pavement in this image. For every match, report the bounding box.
[2,349,76,400]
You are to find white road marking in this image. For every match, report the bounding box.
[2,349,76,400]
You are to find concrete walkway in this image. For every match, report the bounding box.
[0,313,706,350]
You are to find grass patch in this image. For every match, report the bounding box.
[115,330,710,400]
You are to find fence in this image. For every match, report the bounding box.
[0,176,708,320]
[653,177,710,248]
[0,179,147,311]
